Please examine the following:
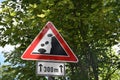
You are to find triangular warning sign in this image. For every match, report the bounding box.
[21,21,78,63]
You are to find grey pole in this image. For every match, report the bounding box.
[47,76,54,80]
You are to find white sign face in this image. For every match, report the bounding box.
[33,29,54,54]
[36,61,65,76]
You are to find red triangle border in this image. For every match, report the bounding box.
[21,21,78,63]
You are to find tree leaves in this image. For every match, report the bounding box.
[0,0,119,80]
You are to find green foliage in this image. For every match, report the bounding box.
[0,65,16,80]
[0,0,120,80]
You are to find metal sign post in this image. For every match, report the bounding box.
[47,76,54,80]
